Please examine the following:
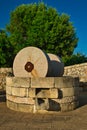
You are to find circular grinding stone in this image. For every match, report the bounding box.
[47,53,64,77]
[13,47,49,77]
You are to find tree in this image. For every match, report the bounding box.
[0,30,14,67]
[62,53,87,66]
[7,2,78,57]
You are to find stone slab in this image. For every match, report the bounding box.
[31,77,54,88]
[28,88,36,97]
[6,77,30,88]
[12,87,26,97]
[17,103,34,113]
[55,76,79,88]
[50,96,78,104]
[36,88,58,98]
[6,94,35,104]
[6,86,12,95]
[59,87,79,97]
[7,100,34,113]
[60,101,79,112]
[7,100,18,111]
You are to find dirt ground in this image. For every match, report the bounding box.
[0,92,87,130]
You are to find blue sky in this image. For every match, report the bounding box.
[0,0,87,56]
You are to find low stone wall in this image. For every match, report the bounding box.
[64,63,87,91]
[0,68,12,90]
[6,76,79,113]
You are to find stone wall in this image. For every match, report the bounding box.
[64,63,87,91]
[6,76,79,112]
[0,62,87,90]
[0,68,12,90]
[64,62,87,82]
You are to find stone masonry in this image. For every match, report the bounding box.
[0,62,87,91]
[64,63,87,91]
[6,76,79,113]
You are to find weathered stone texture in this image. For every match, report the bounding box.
[0,68,12,90]
[60,87,79,97]
[31,77,54,88]
[1,62,87,91]
[12,87,26,97]
[64,63,87,82]
[55,76,79,88]
[7,100,34,112]
[7,94,35,104]
[6,76,79,112]
[6,77,30,88]
[64,63,87,90]
[60,101,79,112]
[35,88,58,98]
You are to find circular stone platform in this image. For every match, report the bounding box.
[6,76,79,113]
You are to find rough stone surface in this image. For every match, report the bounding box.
[6,76,79,113]
[31,77,54,88]
[6,77,30,88]
[13,47,49,77]
[36,88,58,98]
[1,62,87,91]
[28,88,36,97]
[7,100,34,112]
[60,101,79,112]
[55,76,79,88]
[6,86,12,95]
[13,47,64,78]
[12,87,26,97]
[6,94,35,104]
[59,87,79,97]
[0,68,12,90]
[64,63,87,83]
[51,96,78,104]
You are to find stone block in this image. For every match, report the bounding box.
[28,88,36,98]
[7,100,18,111]
[50,96,78,104]
[55,76,79,88]
[31,77,54,88]
[6,76,30,88]
[60,101,79,112]
[36,88,58,98]
[7,100,34,112]
[6,94,35,104]
[13,77,30,88]
[6,77,13,87]
[17,103,34,113]
[6,86,12,95]
[12,87,26,97]
[59,87,79,98]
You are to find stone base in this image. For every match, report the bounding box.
[6,76,79,113]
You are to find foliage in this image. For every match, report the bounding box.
[7,2,78,57]
[0,30,14,67]
[62,53,87,66]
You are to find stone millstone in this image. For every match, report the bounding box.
[13,47,49,77]
[47,53,64,76]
